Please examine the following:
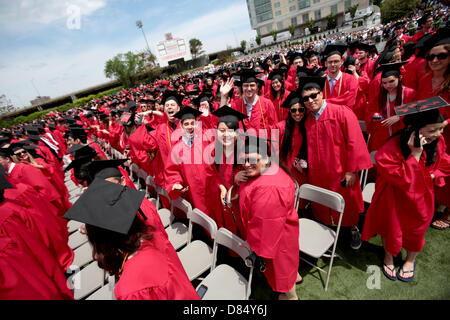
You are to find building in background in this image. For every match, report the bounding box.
[246,0,374,42]
[156,33,193,67]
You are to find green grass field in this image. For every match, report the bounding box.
[246,223,450,300]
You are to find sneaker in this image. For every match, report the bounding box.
[350,226,362,250]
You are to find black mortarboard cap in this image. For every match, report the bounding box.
[69,128,90,140]
[212,106,248,125]
[395,96,448,119]
[323,43,347,58]
[297,76,326,93]
[268,69,285,81]
[0,138,10,148]
[63,178,146,235]
[376,61,408,78]
[161,90,184,106]
[238,68,265,87]
[173,106,202,121]
[280,91,302,109]
[358,42,372,53]
[88,159,127,180]
[67,143,97,159]
[64,155,93,172]
[244,134,275,157]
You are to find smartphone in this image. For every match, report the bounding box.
[340,178,347,187]
[414,129,421,148]
[197,284,208,299]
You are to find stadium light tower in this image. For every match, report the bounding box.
[136,20,152,55]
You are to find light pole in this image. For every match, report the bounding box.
[136,20,152,55]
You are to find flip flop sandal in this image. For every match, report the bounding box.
[382,263,397,281]
[431,218,450,230]
[397,262,416,282]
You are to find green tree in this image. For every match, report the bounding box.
[305,19,315,34]
[348,4,359,19]
[255,34,262,46]
[326,13,337,30]
[288,24,296,38]
[240,40,247,52]
[380,0,420,24]
[270,30,278,42]
[104,51,145,88]
[189,38,205,59]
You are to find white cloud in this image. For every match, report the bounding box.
[1,1,256,110]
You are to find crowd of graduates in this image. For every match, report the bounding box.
[0,5,449,300]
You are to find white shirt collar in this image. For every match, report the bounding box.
[7,162,15,175]
[244,95,258,107]
[327,70,342,82]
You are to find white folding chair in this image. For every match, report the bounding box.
[67,261,107,300]
[298,184,345,292]
[360,150,377,190]
[358,120,367,133]
[165,198,190,251]
[68,231,88,250]
[86,275,116,300]
[362,183,376,204]
[195,228,254,300]
[155,186,173,227]
[71,241,94,268]
[67,220,84,234]
[177,208,218,281]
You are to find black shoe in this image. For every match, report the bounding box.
[350,226,362,250]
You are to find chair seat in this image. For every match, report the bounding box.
[71,262,105,300]
[85,282,116,300]
[362,183,375,204]
[165,222,189,250]
[299,218,336,258]
[67,220,84,234]
[158,208,172,228]
[178,240,213,281]
[71,241,94,268]
[197,264,249,300]
[68,231,88,250]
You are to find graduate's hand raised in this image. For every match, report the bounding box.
[220,78,234,97]
[381,115,400,127]
[234,170,248,185]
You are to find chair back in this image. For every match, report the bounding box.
[299,184,344,214]
[188,208,218,243]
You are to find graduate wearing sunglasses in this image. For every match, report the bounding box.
[301,76,373,250]
[272,92,308,189]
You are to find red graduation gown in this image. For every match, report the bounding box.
[305,102,373,227]
[366,86,416,152]
[361,135,450,255]
[231,96,277,138]
[128,125,154,176]
[323,71,359,108]
[3,184,73,271]
[164,129,224,227]
[273,120,307,187]
[416,72,450,207]
[0,236,73,300]
[359,59,375,79]
[238,164,299,293]
[353,71,370,120]
[114,239,199,300]
[266,89,291,122]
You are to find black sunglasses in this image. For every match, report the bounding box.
[425,53,449,61]
[14,151,27,156]
[302,92,320,102]
[290,107,306,113]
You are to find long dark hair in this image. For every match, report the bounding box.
[280,109,307,163]
[379,75,403,116]
[86,216,154,277]
[214,120,240,172]
[270,77,285,99]
[398,126,439,167]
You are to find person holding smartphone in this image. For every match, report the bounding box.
[362,107,450,282]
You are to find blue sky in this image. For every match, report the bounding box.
[0,0,255,109]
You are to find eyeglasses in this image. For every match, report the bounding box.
[290,107,306,114]
[14,151,27,156]
[302,92,320,102]
[425,53,449,61]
